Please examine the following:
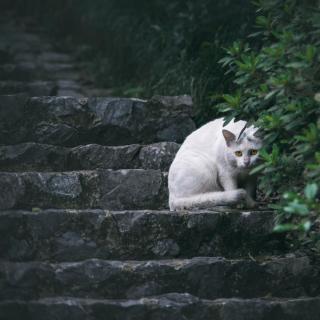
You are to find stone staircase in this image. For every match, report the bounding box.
[0,12,111,97]
[1,11,320,320]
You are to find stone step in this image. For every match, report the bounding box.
[0,62,77,82]
[0,209,285,261]
[0,294,319,320]
[0,95,195,146]
[0,17,91,96]
[56,80,85,98]
[0,63,36,81]
[0,142,179,172]
[0,170,168,210]
[0,255,318,301]
[0,81,57,96]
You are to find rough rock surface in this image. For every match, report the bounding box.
[0,142,180,171]
[0,209,285,261]
[0,170,168,210]
[0,143,68,171]
[0,95,195,146]
[0,255,318,300]
[139,142,180,170]
[0,294,320,320]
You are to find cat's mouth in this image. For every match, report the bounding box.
[239,164,252,169]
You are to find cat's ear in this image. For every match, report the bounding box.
[222,129,236,146]
[253,129,263,139]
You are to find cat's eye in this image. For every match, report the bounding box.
[235,151,242,157]
[250,149,258,155]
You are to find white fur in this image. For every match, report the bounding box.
[168,118,262,210]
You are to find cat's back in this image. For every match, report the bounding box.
[178,118,242,151]
[187,118,247,142]
[173,117,247,159]
[181,118,224,147]
[170,118,223,165]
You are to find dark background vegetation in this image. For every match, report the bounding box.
[1,0,256,123]
[2,0,320,244]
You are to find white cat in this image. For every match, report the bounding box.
[168,118,262,211]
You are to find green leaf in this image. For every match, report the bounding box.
[283,192,297,200]
[123,86,145,96]
[286,62,307,69]
[250,163,267,175]
[305,45,316,63]
[268,203,282,210]
[273,223,297,233]
[264,90,278,100]
[222,93,241,108]
[258,149,270,161]
[304,183,318,200]
[299,221,312,232]
[284,199,309,215]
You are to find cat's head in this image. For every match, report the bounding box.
[222,126,262,169]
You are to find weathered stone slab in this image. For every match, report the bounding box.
[139,142,180,170]
[0,295,319,320]
[0,255,317,300]
[0,31,44,55]
[0,58,75,83]
[38,52,72,63]
[0,209,285,261]
[0,170,168,210]
[0,63,37,81]
[0,95,195,146]
[0,15,94,97]
[0,49,12,64]
[0,142,179,171]
[56,80,83,97]
[68,144,141,170]
[0,143,68,171]
[0,81,57,96]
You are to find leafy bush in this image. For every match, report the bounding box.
[218,0,320,237]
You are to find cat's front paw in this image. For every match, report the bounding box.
[230,188,247,203]
[229,189,247,208]
[237,188,247,200]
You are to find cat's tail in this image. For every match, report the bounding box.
[169,189,246,211]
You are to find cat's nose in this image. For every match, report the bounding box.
[244,158,250,167]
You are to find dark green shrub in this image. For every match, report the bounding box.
[218,0,320,238]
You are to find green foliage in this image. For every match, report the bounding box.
[219,0,320,239]
[272,183,319,247]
